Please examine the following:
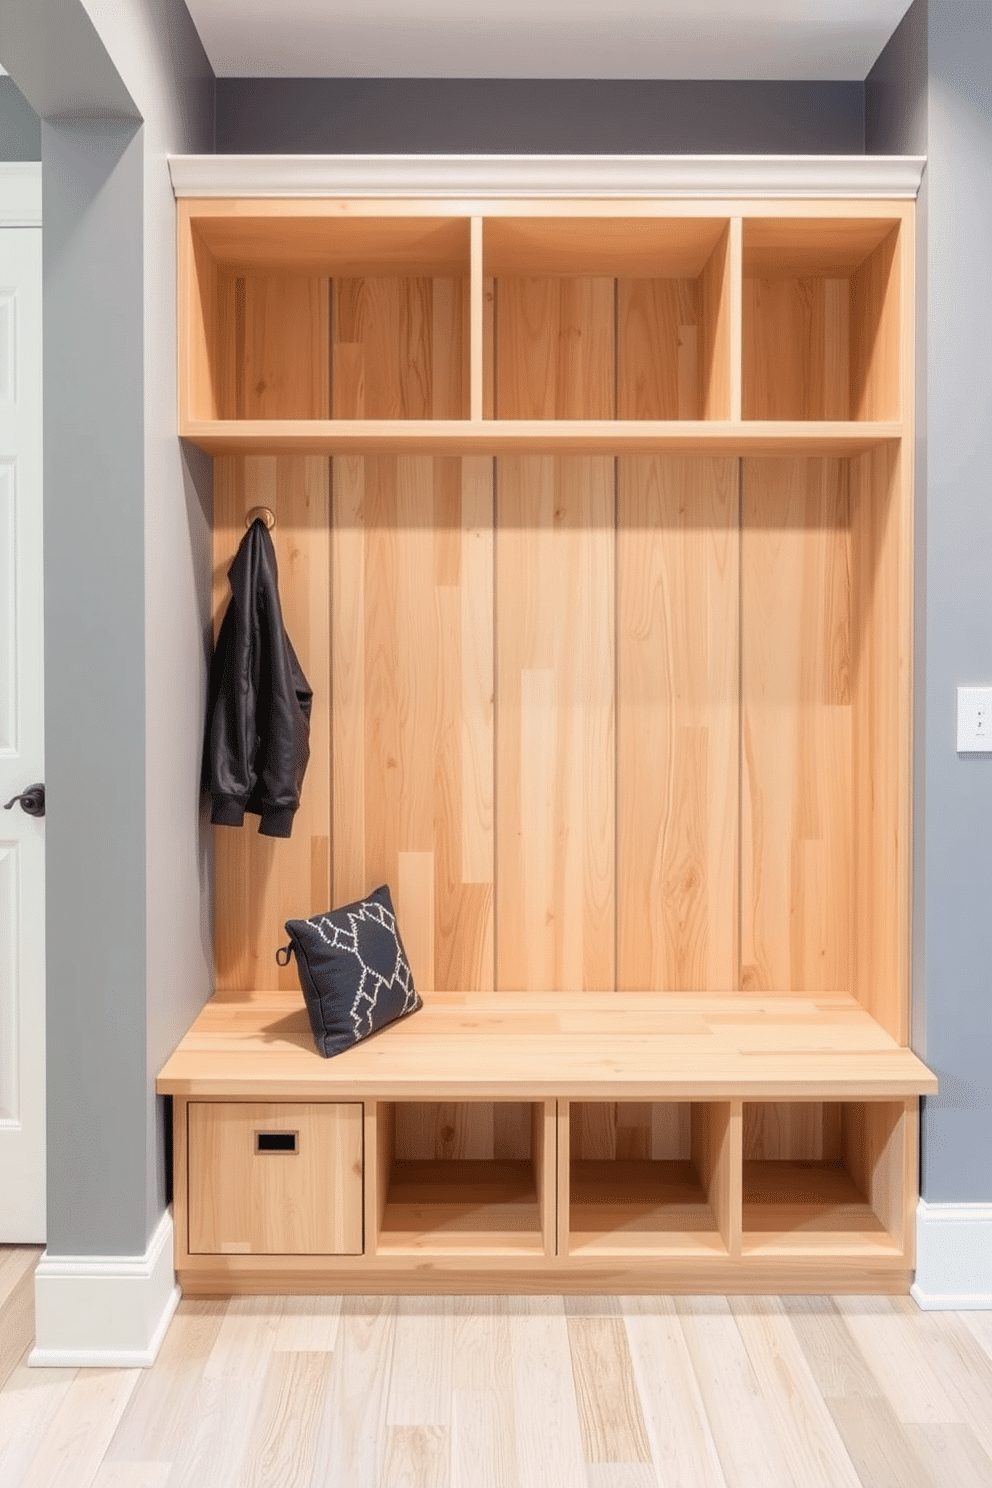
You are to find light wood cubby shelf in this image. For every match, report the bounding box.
[161,173,934,1296]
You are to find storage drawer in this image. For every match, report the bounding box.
[187,1102,363,1255]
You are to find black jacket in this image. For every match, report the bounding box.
[203,519,312,838]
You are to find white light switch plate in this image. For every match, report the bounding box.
[957,686,992,752]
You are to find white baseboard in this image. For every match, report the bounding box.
[911,1198,992,1310]
[30,1208,180,1366]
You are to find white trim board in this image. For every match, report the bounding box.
[911,1199,992,1311]
[168,153,926,201]
[0,164,41,227]
[30,1208,180,1367]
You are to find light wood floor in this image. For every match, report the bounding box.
[3,1247,992,1488]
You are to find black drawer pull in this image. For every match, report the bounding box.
[255,1131,298,1153]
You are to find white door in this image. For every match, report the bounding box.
[0,165,45,1241]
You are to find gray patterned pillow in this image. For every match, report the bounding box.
[277,885,422,1057]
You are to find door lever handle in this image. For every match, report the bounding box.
[3,783,45,817]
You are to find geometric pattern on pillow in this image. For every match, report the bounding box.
[312,896,419,1040]
[281,884,422,1058]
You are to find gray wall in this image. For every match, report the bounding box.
[216,77,865,154]
[1,0,214,1256]
[869,0,992,1205]
[0,75,39,160]
[921,0,992,1202]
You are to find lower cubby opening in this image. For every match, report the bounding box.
[741,1100,907,1258]
[374,1100,552,1256]
[566,1101,732,1258]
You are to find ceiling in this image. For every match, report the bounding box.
[186,0,914,82]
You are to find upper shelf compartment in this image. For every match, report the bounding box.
[486,216,733,421]
[742,216,905,422]
[180,206,471,423]
[177,190,913,451]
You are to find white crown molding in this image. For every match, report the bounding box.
[30,1208,180,1367]
[911,1199,992,1311]
[0,164,41,227]
[168,153,926,201]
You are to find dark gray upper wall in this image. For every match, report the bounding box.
[866,0,928,152]
[0,75,40,159]
[216,78,864,154]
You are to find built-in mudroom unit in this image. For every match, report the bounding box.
[159,156,935,1295]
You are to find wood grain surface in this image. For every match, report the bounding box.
[740,456,852,994]
[213,454,331,993]
[617,456,739,993]
[11,1258,987,1488]
[495,279,615,419]
[332,276,466,420]
[331,454,495,997]
[496,455,615,990]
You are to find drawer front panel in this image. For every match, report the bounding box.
[188,1102,363,1255]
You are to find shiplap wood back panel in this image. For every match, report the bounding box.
[617,280,701,420]
[742,276,850,421]
[740,457,852,995]
[331,453,495,996]
[213,455,331,994]
[495,454,616,992]
[617,455,739,993]
[206,223,911,1168]
[217,272,330,420]
[332,276,466,419]
[495,278,615,419]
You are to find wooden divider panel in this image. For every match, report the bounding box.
[496,455,616,990]
[851,227,901,421]
[741,457,852,994]
[214,455,331,992]
[331,454,495,995]
[850,442,909,1040]
[617,456,739,992]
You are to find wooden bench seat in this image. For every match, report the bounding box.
[158,988,935,1100]
[158,990,935,1297]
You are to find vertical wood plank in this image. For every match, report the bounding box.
[398,851,435,993]
[741,457,852,992]
[496,278,615,419]
[743,1103,842,1163]
[217,273,329,420]
[332,456,494,992]
[213,454,331,991]
[331,456,368,905]
[496,455,615,991]
[618,455,739,992]
[333,277,464,419]
[617,279,700,420]
[742,277,851,420]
